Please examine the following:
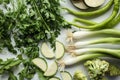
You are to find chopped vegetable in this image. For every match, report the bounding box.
[84,59,109,80]
[49,77,60,80]
[41,42,54,59]
[61,71,72,80]
[32,58,48,72]
[44,61,58,77]
[68,37,120,49]
[71,0,88,9]
[73,70,87,80]
[55,41,65,60]
[84,0,105,8]
[63,0,113,17]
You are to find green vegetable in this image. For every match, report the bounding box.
[19,59,36,80]
[32,57,48,72]
[58,53,107,66]
[74,18,97,25]
[67,29,120,41]
[84,59,120,80]
[0,0,70,55]
[0,58,21,74]
[73,70,87,80]
[68,37,120,49]
[106,13,120,28]
[63,0,113,17]
[84,59,109,80]
[8,71,18,80]
[68,0,119,30]
[36,69,48,80]
[69,48,120,58]
[44,61,58,77]
[107,64,120,76]
[61,71,72,80]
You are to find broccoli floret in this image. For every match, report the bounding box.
[108,64,120,76]
[84,59,109,80]
[73,70,87,80]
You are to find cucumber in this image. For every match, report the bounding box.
[55,41,65,60]
[49,77,60,80]
[41,42,54,59]
[71,0,89,10]
[44,61,58,77]
[61,71,72,80]
[32,58,48,72]
[84,0,105,8]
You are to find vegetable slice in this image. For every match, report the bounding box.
[84,0,105,7]
[71,0,88,9]
[55,41,65,59]
[49,77,60,80]
[32,58,47,72]
[41,42,54,59]
[61,71,72,80]
[44,61,58,77]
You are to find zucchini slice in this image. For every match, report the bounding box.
[49,77,60,80]
[71,0,88,9]
[44,61,58,77]
[84,0,105,8]
[41,42,54,59]
[61,71,72,80]
[32,58,47,72]
[55,41,65,60]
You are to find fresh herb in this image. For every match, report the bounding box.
[0,0,70,55]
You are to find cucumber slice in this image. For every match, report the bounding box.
[71,0,88,10]
[49,77,60,80]
[84,0,105,8]
[41,42,54,59]
[61,71,72,80]
[44,61,58,77]
[55,41,65,60]
[32,58,47,72]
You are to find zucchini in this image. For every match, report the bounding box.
[55,41,65,60]
[84,0,105,8]
[61,71,72,80]
[44,61,58,77]
[41,42,54,59]
[32,58,48,72]
[71,0,88,9]
[49,77,60,80]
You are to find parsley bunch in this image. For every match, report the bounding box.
[0,0,70,56]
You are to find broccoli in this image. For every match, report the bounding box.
[84,59,109,80]
[107,64,120,76]
[73,70,87,80]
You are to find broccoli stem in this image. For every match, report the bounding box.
[63,0,113,17]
